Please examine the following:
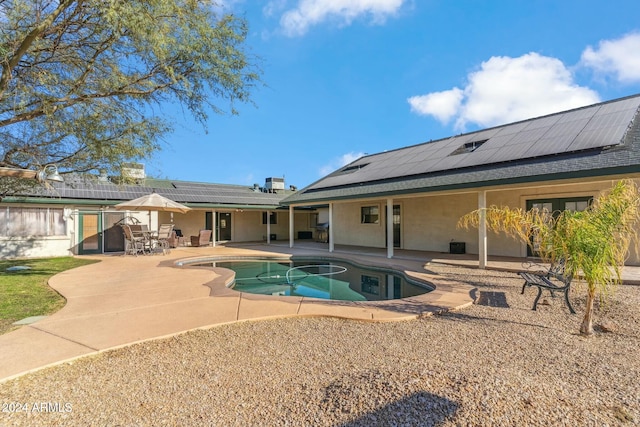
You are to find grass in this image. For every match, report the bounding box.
[0,257,99,334]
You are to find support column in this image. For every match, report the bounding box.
[212,210,216,247]
[267,210,271,245]
[329,202,334,253]
[478,191,487,269]
[386,198,393,259]
[289,206,294,248]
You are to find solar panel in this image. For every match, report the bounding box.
[306,95,640,190]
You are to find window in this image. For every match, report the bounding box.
[526,196,592,215]
[525,196,592,256]
[361,206,379,224]
[450,139,487,155]
[0,207,66,236]
[564,200,589,212]
[262,212,277,224]
[337,163,369,175]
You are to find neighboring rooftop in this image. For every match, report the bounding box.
[283,94,640,204]
[7,175,294,209]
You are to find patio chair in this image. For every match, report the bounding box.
[190,229,212,247]
[156,223,175,255]
[167,231,184,248]
[122,224,146,256]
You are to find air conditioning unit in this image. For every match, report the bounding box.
[264,177,284,191]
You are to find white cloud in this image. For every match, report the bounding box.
[408,88,464,124]
[319,151,365,176]
[580,32,640,83]
[278,0,405,37]
[409,52,600,130]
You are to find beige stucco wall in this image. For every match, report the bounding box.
[0,236,72,258]
[327,178,640,265]
[160,209,316,243]
[332,202,386,247]
[402,193,478,253]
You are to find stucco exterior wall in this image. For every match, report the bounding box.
[326,178,640,265]
[0,236,72,259]
[402,193,477,253]
[332,202,386,248]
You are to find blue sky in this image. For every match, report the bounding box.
[150,0,640,190]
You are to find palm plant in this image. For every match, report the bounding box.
[458,180,640,335]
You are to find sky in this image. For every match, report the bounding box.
[150,0,640,190]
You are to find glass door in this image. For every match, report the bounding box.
[104,212,125,253]
[218,213,231,241]
[78,212,102,254]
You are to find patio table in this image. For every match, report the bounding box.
[131,230,158,254]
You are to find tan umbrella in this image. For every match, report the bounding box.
[115,193,191,214]
[115,192,191,225]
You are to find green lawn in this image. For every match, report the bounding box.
[0,257,99,334]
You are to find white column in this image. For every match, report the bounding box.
[289,206,294,248]
[386,198,393,258]
[329,202,334,253]
[212,210,216,247]
[478,191,487,269]
[267,210,271,244]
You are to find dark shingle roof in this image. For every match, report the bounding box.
[282,94,640,205]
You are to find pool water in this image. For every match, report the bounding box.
[205,259,432,302]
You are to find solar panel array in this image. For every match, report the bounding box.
[306,95,640,190]
[34,180,286,207]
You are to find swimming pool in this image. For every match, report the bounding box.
[189,258,433,302]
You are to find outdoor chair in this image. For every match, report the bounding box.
[122,224,146,256]
[156,223,175,255]
[190,229,212,247]
[518,258,575,313]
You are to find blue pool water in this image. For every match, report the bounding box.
[192,259,432,302]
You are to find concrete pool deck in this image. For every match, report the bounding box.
[2,242,640,382]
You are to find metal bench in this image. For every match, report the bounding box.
[518,260,575,314]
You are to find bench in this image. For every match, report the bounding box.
[518,260,575,314]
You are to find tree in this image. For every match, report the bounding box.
[458,180,640,336]
[0,0,260,181]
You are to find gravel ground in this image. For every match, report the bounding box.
[1,264,639,426]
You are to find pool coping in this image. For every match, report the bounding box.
[174,253,476,321]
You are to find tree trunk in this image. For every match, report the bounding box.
[580,286,596,335]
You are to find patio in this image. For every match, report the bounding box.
[1,242,639,382]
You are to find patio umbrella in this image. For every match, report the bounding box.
[115,192,191,224]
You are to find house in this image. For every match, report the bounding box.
[281,94,640,266]
[0,172,317,258]
[4,94,640,262]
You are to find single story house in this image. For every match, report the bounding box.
[0,172,318,258]
[3,94,640,264]
[281,93,640,266]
